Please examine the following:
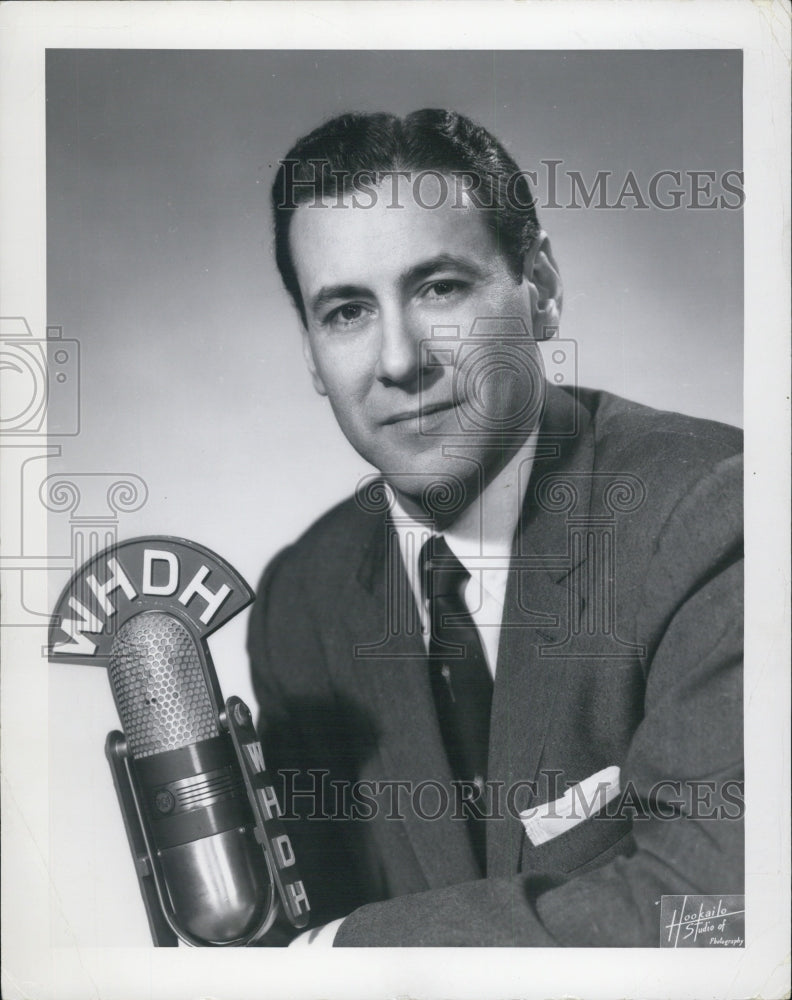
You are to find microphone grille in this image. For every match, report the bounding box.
[108,612,219,758]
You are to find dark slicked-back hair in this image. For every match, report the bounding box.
[271,109,541,324]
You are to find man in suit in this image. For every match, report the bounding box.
[248,109,743,946]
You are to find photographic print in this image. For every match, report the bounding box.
[1,3,788,999]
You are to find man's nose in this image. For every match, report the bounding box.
[374,307,423,387]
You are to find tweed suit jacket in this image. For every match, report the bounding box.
[248,385,743,946]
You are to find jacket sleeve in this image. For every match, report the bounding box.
[332,455,744,946]
[248,543,385,933]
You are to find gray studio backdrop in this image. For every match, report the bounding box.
[45,49,742,945]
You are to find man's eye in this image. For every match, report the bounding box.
[426,280,463,300]
[325,303,369,328]
[340,304,363,320]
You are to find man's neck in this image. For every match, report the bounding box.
[390,429,539,552]
[391,435,538,534]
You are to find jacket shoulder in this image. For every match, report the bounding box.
[578,388,742,480]
[573,389,742,597]
[255,491,378,597]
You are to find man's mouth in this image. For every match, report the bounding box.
[381,401,457,426]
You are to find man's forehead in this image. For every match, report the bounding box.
[288,177,497,288]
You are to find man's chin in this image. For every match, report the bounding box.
[380,466,479,524]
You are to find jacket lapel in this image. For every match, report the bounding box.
[333,508,481,889]
[487,386,596,876]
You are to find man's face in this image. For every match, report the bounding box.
[289,176,559,509]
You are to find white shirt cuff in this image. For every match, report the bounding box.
[288,917,345,947]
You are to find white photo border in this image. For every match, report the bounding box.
[1,2,789,999]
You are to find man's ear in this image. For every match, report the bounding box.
[301,327,328,396]
[522,232,563,341]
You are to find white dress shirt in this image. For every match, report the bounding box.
[390,433,538,678]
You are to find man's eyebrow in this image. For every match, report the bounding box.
[401,254,485,286]
[309,284,371,315]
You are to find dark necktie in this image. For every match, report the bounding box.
[420,535,493,872]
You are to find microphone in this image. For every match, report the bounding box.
[49,536,310,946]
[107,611,267,945]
